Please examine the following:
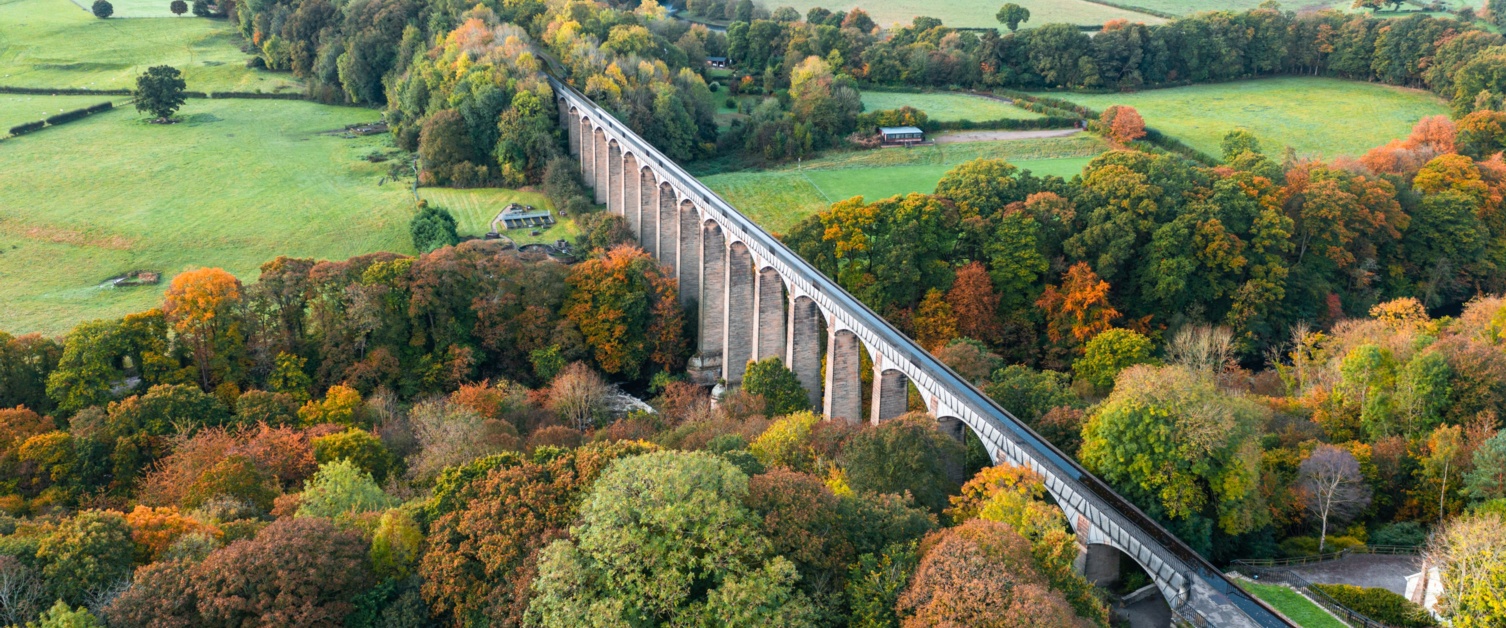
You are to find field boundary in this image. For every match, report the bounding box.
[0,86,310,101]
[1079,0,1177,19]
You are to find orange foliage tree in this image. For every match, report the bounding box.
[162,268,244,389]
[947,262,1003,344]
[1035,262,1120,350]
[123,505,219,563]
[912,289,958,351]
[897,519,1082,627]
[564,245,686,379]
[1101,105,1146,145]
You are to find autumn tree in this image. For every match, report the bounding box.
[840,414,966,514]
[1036,262,1120,352]
[911,289,958,352]
[0,332,61,414]
[312,428,395,483]
[564,245,686,380]
[1423,512,1506,627]
[35,511,134,606]
[1101,105,1146,145]
[163,268,245,390]
[946,262,1004,345]
[898,519,1082,627]
[1073,328,1155,391]
[544,362,611,432]
[1299,445,1372,552]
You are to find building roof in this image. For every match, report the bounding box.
[879,126,924,135]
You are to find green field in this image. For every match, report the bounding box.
[66,0,196,17]
[754,0,1163,28]
[702,134,1106,233]
[1240,582,1349,628]
[861,91,1040,121]
[0,94,120,130]
[1088,0,1477,16]
[0,0,301,92]
[0,98,560,335]
[1043,77,1449,159]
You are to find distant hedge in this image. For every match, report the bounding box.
[934,117,1081,131]
[8,101,113,137]
[8,120,45,136]
[1310,584,1437,628]
[0,86,131,96]
[206,91,306,100]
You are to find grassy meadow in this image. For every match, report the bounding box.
[1098,0,1478,16]
[0,98,561,335]
[0,94,120,129]
[753,0,1163,28]
[0,0,301,92]
[702,134,1106,233]
[66,0,196,17]
[1043,77,1449,159]
[860,91,1041,121]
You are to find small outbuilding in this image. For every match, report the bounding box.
[706,56,729,68]
[491,203,555,231]
[878,126,925,145]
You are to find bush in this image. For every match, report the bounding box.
[1371,521,1427,547]
[409,202,459,253]
[9,120,44,136]
[91,0,112,17]
[724,97,736,108]
[1312,584,1438,627]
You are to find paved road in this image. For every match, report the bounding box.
[1116,595,1173,628]
[1284,554,1421,596]
[933,128,1083,143]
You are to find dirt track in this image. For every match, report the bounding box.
[933,128,1082,143]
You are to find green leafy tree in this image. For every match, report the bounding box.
[1073,328,1156,391]
[105,383,229,438]
[742,358,811,417]
[134,66,186,121]
[409,203,460,253]
[845,541,919,628]
[370,510,423,580]
[36,511,134,606]
[528,451,817,626]
[840,414,966,514]
[267,352,312,401]
[169,0,186,14]
[312,428,395,483]
[1467,431,1506,503]
[1079,365,1266,554]
[996,3,1030,31]
[91,0,111,17]
[750,411,823,473]
[1221,129,1262,160]
[27,601,103,628]
[296,460,396,519]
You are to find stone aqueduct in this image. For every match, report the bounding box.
[551,77,1288,627]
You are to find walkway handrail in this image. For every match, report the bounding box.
[548,75,1292,628]
[1233,545,1423,571]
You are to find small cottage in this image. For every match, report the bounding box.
[878,126,925,145]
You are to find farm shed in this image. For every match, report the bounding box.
[878,126,924,144]
[492,203,555,231]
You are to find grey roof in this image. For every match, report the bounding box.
[878,126,924,135]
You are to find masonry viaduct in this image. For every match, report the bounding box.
[552,76,1289,627]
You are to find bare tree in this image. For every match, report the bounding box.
[1167,325,1234,375]
[0,556,43,627]
[1299,445,1372,552]
[547,362,611,432]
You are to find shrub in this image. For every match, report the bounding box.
[1312,584,1437,627]
[91,0,111,17]
[8,120,45,136]
[409,202,459,253]
[1371,521,1428,547]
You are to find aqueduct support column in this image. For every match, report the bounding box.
[824,329,862,422]
[699,221,726,364]
[593,128,607,205]
[788,297,822,410]
[872,366,909,422]
[678,200,700,308]
[635,168,652,242]
[754,268,786,363]
[567,108,579,156]
[625,158,641,236]
[641,174,659,257]
[608,142,623,216]
[580,118,594,190]
[724,242,755,386]
[659,184,678,273]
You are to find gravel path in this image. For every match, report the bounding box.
[932,128,1083,143]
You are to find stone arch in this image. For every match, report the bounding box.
[755,267,786,364]
[825,328,862,422]
[658,182,678,273]
[678,199,700,307]
[788,295,823,410]
[579,116,595,190]
[724,241,755,386]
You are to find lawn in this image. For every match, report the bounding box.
[0,94,120,130]
[0,0,301,92]
[419,188,576,246]
[1042,77,1449,159]
[0,98,555,335]
[1240,581,1349,628]
[861,91,1041,121]
[752,0,1163,29]
[701,134,1106,233]
[67,0,197,17]
[1114,0,1478,16]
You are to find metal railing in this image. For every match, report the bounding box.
[1232,545,1422,571]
